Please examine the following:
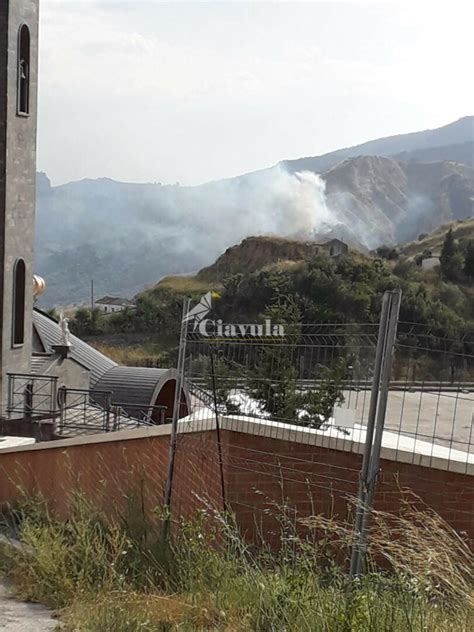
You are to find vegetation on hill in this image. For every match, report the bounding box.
[399,218,474,258]
[197,236,329,282]
[69,222,473,375]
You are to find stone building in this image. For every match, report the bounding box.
[315,238,348,257]
[0,1,188,441]
[95,296,135,314]
[0,0,39,407]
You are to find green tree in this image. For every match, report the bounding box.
[440,229,463,282]
[247,298,301,420]
[376,245,399,260]
[437,283,466,314]
[247,298,346,426]
[296,358,346,428]
[206,356,241,415]
[46,308,59,320]
[463,240,474,278]
[70,307,102,336]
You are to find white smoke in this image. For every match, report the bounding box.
[245,167,336,237]
[37,166,343,304]
[153,165,338,250]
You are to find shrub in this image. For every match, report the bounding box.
[0,494,472,631]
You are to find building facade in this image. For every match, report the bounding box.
[95,296,135,314]
[0,0,39,408]
[318,238,348,257]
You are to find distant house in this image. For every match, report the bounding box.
[421,256,440,270]
[315,238,349,257]
[417,249,441,270]
[95,296,134,314]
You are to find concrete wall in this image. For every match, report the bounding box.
[421,257,440,270]
[42,356,90,392]
[323,239,348,257]
[0,1,39,408]
[0,426,225,524]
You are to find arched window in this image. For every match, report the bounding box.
[13,259,26,346]
[17,25,30,115]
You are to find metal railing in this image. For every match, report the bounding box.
[7,373,58,419]
[57,388,168,434]
[4,376,169,437]
[109,402,167,429]
[57,387,112,434]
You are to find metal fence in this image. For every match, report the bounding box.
[178,296,473,461]
[7,373,58,420]
[160,290,473,571]
[4,378,166,437]
[3,291,473,573]
[56,388,165,435]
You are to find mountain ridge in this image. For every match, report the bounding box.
[280,116,474,174]
[35,117,474,307]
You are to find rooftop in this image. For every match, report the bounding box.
[95,296,134,306]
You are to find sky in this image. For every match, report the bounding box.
[37,1,474,186]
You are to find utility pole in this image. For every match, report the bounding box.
[350,289,401,577]
[90,279,94,313]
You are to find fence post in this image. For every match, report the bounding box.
[350,289,401,576]
[160,297,190,545]
[58,386,66,434]
[210,348,228,512]
[104,393,112,432]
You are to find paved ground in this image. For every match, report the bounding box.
[343,389,473,453]
[0,580,56,631]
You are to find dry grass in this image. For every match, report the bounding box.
[0,492,472,631]
[304,499,474,612]
[400,217,474,257]
[91,342,166,366]
[154,275,218,295]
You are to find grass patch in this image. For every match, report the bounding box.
[92,341,170,366]
[0,496,472,631]
[154,275,218,295]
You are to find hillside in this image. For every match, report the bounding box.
[197,236,328,282]
[77,221,473,374]
[153,218,474,296]
[323,156,474,245]
[399,217,474,257]
[35,117,474,307]
[393,141,474,167]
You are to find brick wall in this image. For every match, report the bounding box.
[0,429,224,526]
[222,430,473,546]
[0,426,472,546]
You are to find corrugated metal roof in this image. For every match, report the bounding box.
[32,309,117,386]
[92,365,173,410]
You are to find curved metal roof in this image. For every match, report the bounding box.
[32,309,117,386]
[32,310,187,422]
[92,365,179,418]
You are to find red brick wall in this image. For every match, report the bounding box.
[0,428,472,545]
[221,431,473,546]
[0,431,224,526]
